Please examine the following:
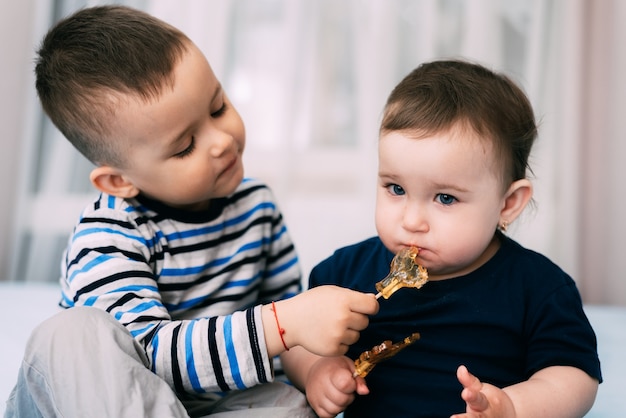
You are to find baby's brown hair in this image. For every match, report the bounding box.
[381,60,537,188]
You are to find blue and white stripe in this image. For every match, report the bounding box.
[60,178,301,397]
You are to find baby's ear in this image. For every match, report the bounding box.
[500,179,533,223]
[89,166,139,199]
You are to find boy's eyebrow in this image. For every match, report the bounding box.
[168,84,224,147]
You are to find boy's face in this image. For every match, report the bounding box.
[106,43,245,211]
[375,127,507,280]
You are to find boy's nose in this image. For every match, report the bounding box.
[208,131,234,158]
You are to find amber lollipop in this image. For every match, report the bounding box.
[375,246,428,299]
[351,248,427,378]
[353,333,421,378]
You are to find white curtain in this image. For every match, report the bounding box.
[575,0,626,305]
[6,0,625,305]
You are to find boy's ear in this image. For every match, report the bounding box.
[500,179,533,224]
[89,166,139,199]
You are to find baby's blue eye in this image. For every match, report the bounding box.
[436,193,456,205]
[388,184,405,196]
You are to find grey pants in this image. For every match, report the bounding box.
[4,307,316,418]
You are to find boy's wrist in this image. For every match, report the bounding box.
[270,301,289,351]
[262,300,296,357]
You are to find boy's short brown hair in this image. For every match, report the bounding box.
[35,5,190,166]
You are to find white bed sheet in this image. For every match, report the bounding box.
[1,282,62,414]
[0,282,624,416]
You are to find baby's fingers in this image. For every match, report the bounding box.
[457,365,481,391]
[354,376,370,396]
[456,365,488,412]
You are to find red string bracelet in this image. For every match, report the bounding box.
[271,301,289,351]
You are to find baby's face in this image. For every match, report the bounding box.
[106,42,245,211]
[375,126,506,280]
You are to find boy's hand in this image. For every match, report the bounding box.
[278,285,379,356]
[305,355,369,418]
[451,365,516,418]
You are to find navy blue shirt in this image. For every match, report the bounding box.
[309,235,602,418]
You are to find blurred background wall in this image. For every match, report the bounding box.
[1,0,39,287]
[1,0,624,305]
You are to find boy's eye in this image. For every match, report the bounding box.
[174,137,195,158]
[211,102,227,117]
[387,184,405,196]
[436,193,456,205]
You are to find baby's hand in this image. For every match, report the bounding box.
[281,285,379,356]
[451,365,515,418]
[305,355,369,418]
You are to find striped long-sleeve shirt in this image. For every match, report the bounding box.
[60,178,302,398]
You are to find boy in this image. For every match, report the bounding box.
[282,60,601,417]
[5,5,378,417]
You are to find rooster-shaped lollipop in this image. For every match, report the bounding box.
[353,333,421,378]
[375,246,429,299]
